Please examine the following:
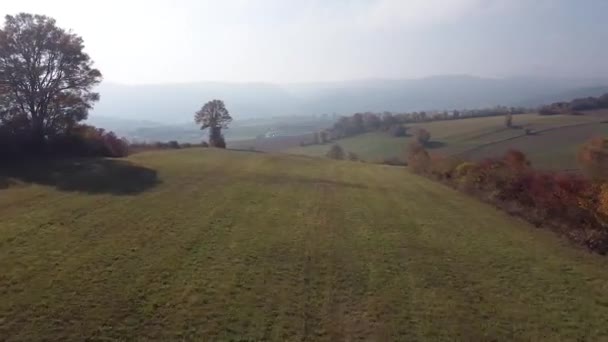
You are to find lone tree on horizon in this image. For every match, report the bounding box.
[0,13,102,150]
[194,99,232,148]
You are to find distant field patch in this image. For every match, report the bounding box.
[286,110,608,169]
[287,132,408,161]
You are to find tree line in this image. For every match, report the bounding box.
[308,92,608,147]
[539,93,608,115]
[303,106,527,147]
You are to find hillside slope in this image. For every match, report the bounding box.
[287,111,608,170]
[2,149,608,340]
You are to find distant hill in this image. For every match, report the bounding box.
[89,75,608,130]
[518,86,608,107]
[92,82,302,123]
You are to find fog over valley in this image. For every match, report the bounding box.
[88,75,608,141]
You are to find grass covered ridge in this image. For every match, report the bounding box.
[2,149,608,340]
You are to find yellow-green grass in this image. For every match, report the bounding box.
[287,112,608,168]
[462,122,608,170]
[286,132,408,161]
[2,149,608,340]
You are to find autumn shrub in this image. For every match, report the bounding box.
[453,162,478,191]
[526,172,565,214]
[596,183,608,218]
[42,125,129,158]
[412,146,608,253]
[428,156,462,181]
[455,162,476,178]
[407,142,430,173]
[100,131,130,157]
[578,137,608,181]
[466,159,509,191]
[503,149,530,172]
[0,124,130,159]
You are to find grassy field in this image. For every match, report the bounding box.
[287,111,608,169]
[286,132,408,161]
[2,149,608,340]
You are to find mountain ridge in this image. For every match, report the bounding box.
[91,75,608,124]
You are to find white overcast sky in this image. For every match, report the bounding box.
[2,0,607,84]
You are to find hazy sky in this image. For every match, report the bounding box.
[2,0,607,84]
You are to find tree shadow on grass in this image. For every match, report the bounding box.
[0,176,13,189]
[425,141,447,149]
[0,158,160,195]
[248,173,369,190]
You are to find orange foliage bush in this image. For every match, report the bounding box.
[49,125,129,158]
[503,149,530,172]
[597,184,608,217]
[413,146,608,253]
[578,137,608,180]
[407,142,430,173]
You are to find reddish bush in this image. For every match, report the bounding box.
[71,125,129,157]
[596,184,608,218]
[407,142,430,173]
[0,123,130,160]
[102,132,130,157]
[455,162,475,177]
[413,147,608,253]
[503,149,530,172]
[578,137,608,181]
[24,125,130,158]
[464,158,510,192]
[428,156,462,181]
